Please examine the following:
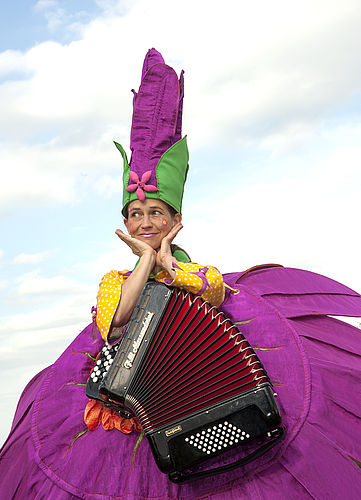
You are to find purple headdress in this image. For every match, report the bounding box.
[115,49,189,215]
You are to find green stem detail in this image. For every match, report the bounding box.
[65,429,89,455]
[254,346,283,351]
[72,351,96,363]
[132,432,145,471]
[350,457,361,468]
[234,318,254,325]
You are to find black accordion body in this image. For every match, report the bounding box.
[86,282,283,482]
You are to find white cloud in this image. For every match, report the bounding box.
[0,49,31,79]
[0,140,119,212]
[33,1,76,32]
[0,295,92,339]
[14,269,87,296]
[181,134,361,292]
[13,251,49,264]
[0,0,360,217]
[70,235,135,280]
[34,0,58,11]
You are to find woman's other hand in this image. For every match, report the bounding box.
[155,222,183,277]
[111,229,156,328]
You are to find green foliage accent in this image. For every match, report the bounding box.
[132,432,145,471]
[72,351,96,363]
[66,382,86,387]
[65,429,89,455]
[254,346,283,351]
[234,318,254,325]
[350,457,361,468]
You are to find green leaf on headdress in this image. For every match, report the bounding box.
[155,135,189,214]
[114,141,129,166]
[114,141,131,212]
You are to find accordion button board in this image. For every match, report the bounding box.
[86,343,120,401]
[85,281,283,481]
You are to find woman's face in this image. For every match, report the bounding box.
[124,199,181,250]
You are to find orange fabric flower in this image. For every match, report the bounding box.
[132,418,143,433]
[84,399,143,434]
[114,415,133,434]
[84,400,103,431]
[102,408,116,430]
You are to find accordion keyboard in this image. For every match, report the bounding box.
[86,343,120,401]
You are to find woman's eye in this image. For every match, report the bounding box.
[152,210,161,215]
[131,212,140,218]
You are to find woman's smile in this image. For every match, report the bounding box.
[139,232,158,238]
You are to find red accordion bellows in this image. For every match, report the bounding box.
[125,288,268,432]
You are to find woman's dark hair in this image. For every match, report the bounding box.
[124,201,191,261]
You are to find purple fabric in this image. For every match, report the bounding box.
[129,49,183,188]
[224,265,361,318]
[140,48,165,82]
[174,70,184,143]
[1,265,361,498]
[191,267,210,296]
[226,266,359,296]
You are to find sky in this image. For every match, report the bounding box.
[1,0,361,444]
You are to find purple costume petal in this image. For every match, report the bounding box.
[140,48,165,82]
[1,265,361,498]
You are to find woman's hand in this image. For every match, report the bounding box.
[111,229,156,328]
[115,229,156,259]
[155,222,183,276]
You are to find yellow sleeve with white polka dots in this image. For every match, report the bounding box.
[96,270,128,341]
[155,262,225,307]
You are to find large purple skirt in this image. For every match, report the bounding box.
[1,265,361,499]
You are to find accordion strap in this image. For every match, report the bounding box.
[168,427,285,484]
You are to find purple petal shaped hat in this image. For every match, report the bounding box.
[115,48,189,216]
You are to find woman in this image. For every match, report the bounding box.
[97,197,225,346]
[1,49,361,499]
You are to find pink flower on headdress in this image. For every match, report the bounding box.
[126,170,158,202]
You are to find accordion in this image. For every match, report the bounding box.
[86,282,283,482]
